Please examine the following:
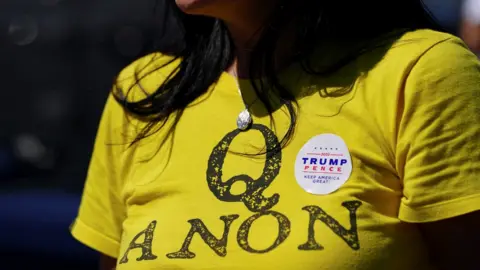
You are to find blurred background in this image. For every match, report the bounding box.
[0,0,471,269]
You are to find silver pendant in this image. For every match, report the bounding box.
[237,109,252,131]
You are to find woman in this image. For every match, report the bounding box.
[71,0,480,269]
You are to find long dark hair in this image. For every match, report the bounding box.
[115,0,441,148]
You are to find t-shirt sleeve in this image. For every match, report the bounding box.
[70,94,128,258]
[70,53,177,257]
[397,37,480,223]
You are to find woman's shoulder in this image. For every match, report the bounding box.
[114,52,180,101]
[309,29,467,77]
[338,28,479,102]
[97,53,181,151]
[393,28,461,48]
[382,29,470,64]
[366,28,479,105]
[360,29,477,81]
[102,53,180,136]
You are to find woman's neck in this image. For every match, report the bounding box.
[221,0,295,79]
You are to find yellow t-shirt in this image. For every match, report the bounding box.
[71,29,480,270]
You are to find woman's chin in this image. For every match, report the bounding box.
[175,0,226,16]
[175,0,207,13]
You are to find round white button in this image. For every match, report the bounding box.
[294,134,352,195]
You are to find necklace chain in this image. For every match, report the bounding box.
[232,69,253,131]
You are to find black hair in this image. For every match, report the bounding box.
[115,0,441,149]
